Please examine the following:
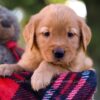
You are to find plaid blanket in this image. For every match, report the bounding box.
[0,70,97,100]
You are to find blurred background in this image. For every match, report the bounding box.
[0,0,100,99]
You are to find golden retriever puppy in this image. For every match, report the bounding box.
[0,4,93,91]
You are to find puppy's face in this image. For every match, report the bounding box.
[23,4,91,67]
[36,18,80,66]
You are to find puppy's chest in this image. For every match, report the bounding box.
[0,45,16,64]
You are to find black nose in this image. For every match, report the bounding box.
[1,19,11,28]
[53,48,65,59]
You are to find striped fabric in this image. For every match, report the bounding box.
[0,70,97,100]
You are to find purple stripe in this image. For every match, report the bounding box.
[43,73,68,100]
[67,78,88,99]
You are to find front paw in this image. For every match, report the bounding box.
[31,70,53,91]
[0,64,14,76]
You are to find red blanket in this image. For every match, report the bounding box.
[0,70,97,100]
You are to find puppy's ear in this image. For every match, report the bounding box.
[23,15,39,50]
[79,18,92,51]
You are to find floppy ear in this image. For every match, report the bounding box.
[23,18,34,43]
[23,15,39,50]
[79,18,92,51]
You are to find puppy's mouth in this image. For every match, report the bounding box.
[50,58,67,67]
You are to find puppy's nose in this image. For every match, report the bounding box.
[1,19,11,28]
[53,48,65,59]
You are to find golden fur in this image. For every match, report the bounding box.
[0,4,93,91]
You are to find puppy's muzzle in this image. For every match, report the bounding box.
[53,48,65,59]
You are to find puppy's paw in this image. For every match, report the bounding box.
[0,64,14,76]
[31,70,53,91]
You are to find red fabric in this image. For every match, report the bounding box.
[13,73,25,80]
[0,70,97,100]
[6,41,21,61]
[61,73,77,94]
[0,78,19,100]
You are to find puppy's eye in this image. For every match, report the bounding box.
[43,32,50,37]
[67,32,74,38]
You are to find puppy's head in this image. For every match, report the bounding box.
[23,4,91,67]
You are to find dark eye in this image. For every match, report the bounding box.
[43,32,50,37]
[67,32,74,38]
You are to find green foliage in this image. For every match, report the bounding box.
[0,0,65,14]
[0,0,46,13]
[45,0,65,4]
